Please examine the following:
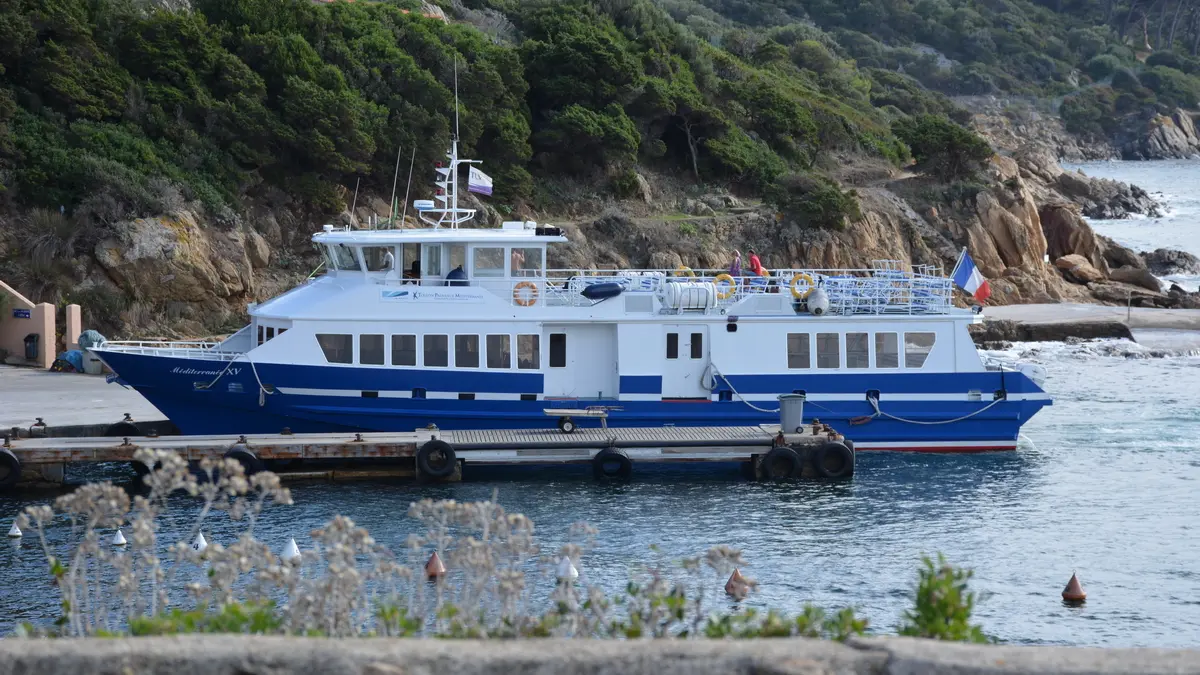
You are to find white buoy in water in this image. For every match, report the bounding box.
[191,532,207,554]
[112,528,127,546]
[281,537,301,563]
[7,522,21,538]
[556,556,579,582]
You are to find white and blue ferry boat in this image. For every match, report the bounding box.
[93,141,1050,452]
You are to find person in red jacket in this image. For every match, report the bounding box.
[747,249,764,276]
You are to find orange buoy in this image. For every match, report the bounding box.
[1062,572,1086,603]
[725,568,749,599]
[425,551,447,580]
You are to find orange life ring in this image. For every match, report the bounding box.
[513,280,539,306]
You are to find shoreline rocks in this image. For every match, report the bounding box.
[969,318,1134,346]
[1143,248,1200,276]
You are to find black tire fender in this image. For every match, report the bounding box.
[592,447,632,480]
[105,421,142,437]
[813,441,854,479]
[0,448,21,489]
[224,446,265,475]
[760,446,801,480]
[417,440,457,479]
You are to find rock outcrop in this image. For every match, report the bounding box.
[1055,254,1106,283]
[970,318,1134,345]
[1108,265,1162,292]
[1014,146,1161,219]
[1142,247,1200,276]
[1122,109,1200,160]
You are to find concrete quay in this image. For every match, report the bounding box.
[0,367,164,431]
[0,635,1197,675]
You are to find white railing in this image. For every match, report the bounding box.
[99,340,243,361]
[369,260,956,315]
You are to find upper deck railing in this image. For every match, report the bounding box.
[377,259,957,315]
[97,340,241,360]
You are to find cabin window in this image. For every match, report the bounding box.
[362,246,396,272]
[360,334,384,365]
[875,333,899,368]
[316,334,353,364]
[549,333,567,367]
[486,334,511,369]
[455,335,480,368]
[517,334,540,369]
[448,244,467,277]
[391,335,416,366]
[424,334,448,367]
[816,333,840,369]
[423,244,443,277]
[266,327,276,342]
[511,247,543,276]
[846,333,869,369]
[904,332,936,369]
[401,244,421,279]
[329,244,359,271]
[666,333,679,359]
[473,247,506,277]
[787,333,810,369]
[257,326,265,346]
[690,332,704,359]
[278,328,287,336]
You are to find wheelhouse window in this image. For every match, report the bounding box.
[787,333,810,369]
[391,335,416,366]
[846,333,869,369]
[455,335,479,368]
[360,334,384,365]
[517,334,540,369]
[448,244,467,277]
[816,333,840,369]
[422,244,443,277]
[486,334,511,368]
[362,246,396,272]
[316,334,352,364]
[473,247,506,277]
[690,332,703,359]
[511,247,543,276]
[424,334,448,367]
[549,333,566,367]
[666,333,679,359]
[875,333,899,368]
[266,327,276,341]
[328,244,359,271]
[904,332,936,369]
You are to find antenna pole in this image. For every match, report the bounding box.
[350,177,361,228]
[388,143,403,227]
[453,57,460,141]
[400,146,416,229]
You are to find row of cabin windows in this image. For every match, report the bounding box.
[665,333,704,360]
[256,326,287,346]
[317,333,570,369]
[786,332,936,370]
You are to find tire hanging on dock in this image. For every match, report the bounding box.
[592,447,632,480]
[812,441,854,479]
[416,440,457,479]
[0,448,21,489]
[104,421,142,437]
[759,446,800,480]
[224,446,265,475]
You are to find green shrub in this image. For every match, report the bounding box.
[892,114,992,181]
[1060,87,1119,138]
[610,169,640,199]
[1111,67,1142,93]
[898,554,989,643]
[1084,54,1123,81]
[1140,66,1200,109]
[767,172,860,230]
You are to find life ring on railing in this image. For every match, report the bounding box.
[513,281,539,306]
[674,265,696,278]
[713,273,737,299]
[789,273,815,299]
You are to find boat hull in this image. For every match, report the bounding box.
[94,351,1050,453]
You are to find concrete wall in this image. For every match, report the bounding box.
[0,636,1197,675]
[0,281,54,369]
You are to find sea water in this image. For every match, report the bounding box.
[2,164,1200,646]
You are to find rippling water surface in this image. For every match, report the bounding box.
[3,163,1200,645]
[2,339,1198,646]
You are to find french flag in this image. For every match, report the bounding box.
[951,248,991,303]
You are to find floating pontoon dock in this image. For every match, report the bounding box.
[0,421,855,489]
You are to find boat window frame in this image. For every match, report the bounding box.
[786,332,810,370]
[816,332,840,369]
[424,334,449,368]
[846,332,870,369]
[486,334,512,369]
[875,332,899,369]
[472,246,507,278]
[517,334,540,370]
[360,334,385,365]
[549,333,567,368]
[904,332,936,369]
[455,334,480,369]
[391,334,417,366]
[328,244,361,271]
[316,333,353,364]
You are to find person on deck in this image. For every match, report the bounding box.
[748,249,764,277]
[729,250,742,277]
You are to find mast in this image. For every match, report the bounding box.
[418,56,479,229]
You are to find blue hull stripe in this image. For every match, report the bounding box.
[620,375,662,394]
[97,352,1051,449]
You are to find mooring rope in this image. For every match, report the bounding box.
[703,362,781,414]
[865,395,1003,425]
[197,352,276,407]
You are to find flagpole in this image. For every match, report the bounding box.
[950,247,966,279]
